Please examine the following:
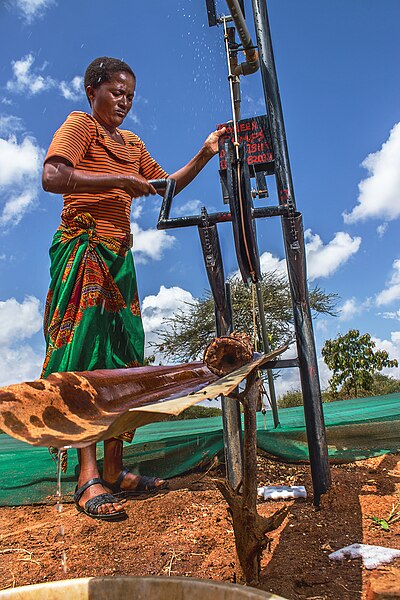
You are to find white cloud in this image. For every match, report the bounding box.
[126,94,148,126]
[338,297,371,322]
[371,332,400,379]
[0,135,41,187]
[174,199,202,216]
[6,54,82,101]
[7,54,55,95]
[141,285,194,358]
[0,296,42,345]
[6,0,55,24]
[315,319,328,333]
[0,190,37,227]
[380,309,400,321]
[0,129,44,228]
[376,259,400,306]
[305,229,361,281]
[257,230,361,283]
[136,95,148,105]
[0,296,43,386]
[242,94,265,111]
[142,285,194,334]
[229,250,286,280]
[59,76,84,101]
[259,251,287,277]
[273,369,301,399]
[131,221,175,263]
[0,115,23,136]
[317,354,333,390]
[128,112,141,126]
[343,122,400,224]
[131,202,143,220]
[377,222,388,238]
[338,298,359,322]
[0,344,44,387]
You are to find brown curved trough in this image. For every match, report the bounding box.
[0,349,285,449]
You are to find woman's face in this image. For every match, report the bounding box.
[87,71,136,130]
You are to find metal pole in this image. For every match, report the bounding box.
[251,0,331,504]
[198,224,244,489]
[250,0,296,209]
[225,0,259,76]
[227,27,242,122]
[220,282,244,489]
[255,282,280,428]
[282,214,331,504]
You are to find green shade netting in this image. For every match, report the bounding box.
[0,393,399,507]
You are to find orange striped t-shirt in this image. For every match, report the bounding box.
[44,111,168,237]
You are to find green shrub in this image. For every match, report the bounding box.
[278,389,303,408]
[325,372,400,401]
[168,404,222,421]
[276,379,400,407]
[369,372,400,396]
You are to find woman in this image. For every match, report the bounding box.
[42,56,225,521]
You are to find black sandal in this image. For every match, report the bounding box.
[103,467,168,498]
[74,477,128,522]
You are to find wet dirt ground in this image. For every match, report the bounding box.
[1,454,399,599]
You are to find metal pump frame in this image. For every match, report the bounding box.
[156,0,331,504]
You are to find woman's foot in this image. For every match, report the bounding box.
[103,466,167,496]
[76,476,126,515]
[103,438,167,497]
[75,443,127,520]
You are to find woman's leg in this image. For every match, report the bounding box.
[77,443,125,514]
[103,438,165,491]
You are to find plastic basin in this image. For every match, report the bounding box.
[0,576,287,599]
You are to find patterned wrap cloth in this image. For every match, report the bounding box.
[42,207,144,456]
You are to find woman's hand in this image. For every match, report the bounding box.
[42,158,157,198]
[119,174,157,198]
[202,127,227,156]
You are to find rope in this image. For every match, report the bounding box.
[251,282,258,351]
[237,161,256,281]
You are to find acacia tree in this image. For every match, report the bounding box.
[151,272,338,362]
[322,329,398,398]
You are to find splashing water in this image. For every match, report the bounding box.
[56,449,63,512]
[56,449,68,574]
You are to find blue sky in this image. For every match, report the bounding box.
[0,0,399,394]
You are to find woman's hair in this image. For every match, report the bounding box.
[84,56,136,103]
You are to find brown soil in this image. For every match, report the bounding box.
[1,454,399,599]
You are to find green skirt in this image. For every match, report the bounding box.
[42,208,144,444]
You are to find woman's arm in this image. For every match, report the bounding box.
[169,128,226,194]
[42,127,226,198]
[42,157,157,198]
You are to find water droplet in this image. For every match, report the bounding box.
[55,450,68,574]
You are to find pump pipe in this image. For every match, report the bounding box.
[225,0,259,76]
